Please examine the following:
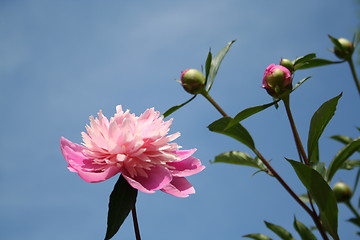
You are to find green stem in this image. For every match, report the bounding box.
[132,206,141,240]
[347,58,360,96]
[201,91,229,117]
[202,92,329,239]
[345,200,360,219]
[281,97,329,238]
[282,96,310,165]
[254,149,329,240]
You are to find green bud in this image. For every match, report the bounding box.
[334,38,354,60]
[180,69,206,94]
[266,68,287,88]
[333,182,352,202]
[280,58,294,73]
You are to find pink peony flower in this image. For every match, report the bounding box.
[60,106,205,197]
[262,64,292,98]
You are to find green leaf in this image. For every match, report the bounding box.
[299,193,310,203]
[105,174,138,240]
[311,162,326,178]
[354,168,360,195]
[330,135,354,145]
[288,160,339,240]
[348,217,360,228]
[205,50,212,82]
[162,95,196,118]
[331,135,360,155]
[327,137,360,182]
[208,117,255,150]
[309,144,320,165]
[341,160,360,170]
[291,76,311,93]
[264,221,295,240]
[307,93,342,163]
[226,101,279,129]
[293,53,317,66]
[328,35,344,51]
[294,58,343,70]
[206,40,235,92]
[243,233,273,240]
[293,217,317,240]
[212,151,267,171]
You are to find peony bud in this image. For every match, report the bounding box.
[280,58,294,73]
[180,69,206,94]
[262,64,292,98]
[333,182,352,202]
[333,38,354,60]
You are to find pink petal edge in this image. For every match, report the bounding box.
[161,177,195,198]
[122,166,173,193]
[168,150,205,177]
[60,137,121,183]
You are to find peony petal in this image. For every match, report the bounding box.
[161,177,195,198]
[60,137,121,183]
[174,149,197,160]
[168,150,205,177]
[77,166,121,183]
[122,166,172,193]
[60,137,88,172]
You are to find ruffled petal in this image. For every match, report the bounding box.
[168,149,205,177]
[123,166,172,193]
[77,166,121,183]
[60,137,88,172]
[175,149,197,160]
[60,137,121,183]
[161,177,195,198]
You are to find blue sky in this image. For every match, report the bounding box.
[1,0,359,239]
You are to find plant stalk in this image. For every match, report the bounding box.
[202,92,329,239]
[345,200,360,219]
[347,58,360,96]
[132,206,141,240]
[201,91,229,117]
[282,96,310,165]
[280,97,331,238]
[254,149,329,240]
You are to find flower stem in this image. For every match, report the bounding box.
[132,206,141,240]
[280,97,330,238]
[201,91,229,117]
[345,200,360,219]
[347,58,360,96]
[282,96,310,165]
[201,91,328,239]
[254,149,329,240]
